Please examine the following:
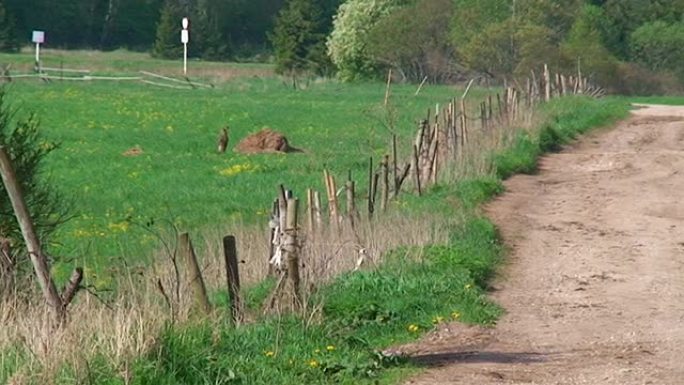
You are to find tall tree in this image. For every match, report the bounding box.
[327,0,410,80]
[560,4,618,84]
[366,0,456,82]
[153,0,184,59]
[270,0,329,75]
[0,0,19,52]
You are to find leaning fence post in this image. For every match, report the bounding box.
[180,232,211,314]
[0,146,65,323]
[223,235,242,323]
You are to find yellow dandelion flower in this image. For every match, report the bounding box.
[408,324,419,333]
[326,345,336,352]
[451,311,461,320]
[218,163,259,177]
[432,316,445,324]
[308,359,319,368]
[465,283,472,290]
[264,351,275,357]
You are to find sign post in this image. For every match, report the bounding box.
[181,18,189,76]
[32,31,45,73]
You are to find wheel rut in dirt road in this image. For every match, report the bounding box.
[401,104,684,385]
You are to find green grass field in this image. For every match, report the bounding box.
[0,50,634,385]
[2,59,490,278]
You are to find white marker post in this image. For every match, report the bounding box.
[32,31,45,73]
[181,18,189,76]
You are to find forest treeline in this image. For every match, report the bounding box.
[1,0,683,93]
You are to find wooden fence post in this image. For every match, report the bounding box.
[179,232,211,314]
[223,235,242,323]
[412,144,422,196]
[380,155,389,211]
[267,199,278,277]
[367,157,375,219]
[313,190,322,229]
[392,134,398,195]
[0,146,65,322]
[284,198,301,309]
[346,174,357,229]
[323,169,339,228]
[544,64,551,101]
[306,188,315,234]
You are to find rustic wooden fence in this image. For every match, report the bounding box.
[259,65,604,312]
[0,64,603,323]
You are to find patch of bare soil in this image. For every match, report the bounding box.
[402,105,684,385]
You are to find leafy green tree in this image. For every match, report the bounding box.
[327,0,409,80]
[630,20,684,77]
[0,0,19,52]
[271,0,330,75]
[602,0,684,59]
[560,4,618,85]
[451,0,569,79]
[366,0,455,82]
[153,0,184,59]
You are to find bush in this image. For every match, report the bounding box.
[630,21,684,78]
[0,88,69,297]
[366,0,456,83]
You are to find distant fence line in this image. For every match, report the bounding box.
[0,64,213,90]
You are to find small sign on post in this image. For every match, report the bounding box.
[181,18,189,76]
[32,31,45,73]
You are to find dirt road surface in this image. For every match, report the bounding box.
[401,105,684,385]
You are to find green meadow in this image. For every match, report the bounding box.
[0,50,634,385]
[2,62,487,276]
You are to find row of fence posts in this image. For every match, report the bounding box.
[150,67,605,320]
[0,65,603,325]
[171,67,605,320]
[260,66,604,312]
[165,232,242,323]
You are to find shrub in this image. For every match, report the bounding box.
[0,88,69,297]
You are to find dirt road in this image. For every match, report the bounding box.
[402,105,684,385]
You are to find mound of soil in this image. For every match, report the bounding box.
[234,128,301,154]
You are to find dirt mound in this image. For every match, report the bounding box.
[122,146,143,157]
[234,128,301,154]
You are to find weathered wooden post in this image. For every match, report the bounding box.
[284,198,301,309]
[412,144,422,196]
[0,146,65,322]
[544,64,551,101]
[306,188,315,234]
[223,235,242,323]
[345,171,357,228]
[380,155,390,211]
[313,190,322,229]
[180,232,211,314]
[323,169,339,228]
[367,157,375,219]
[392,134,398,195]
